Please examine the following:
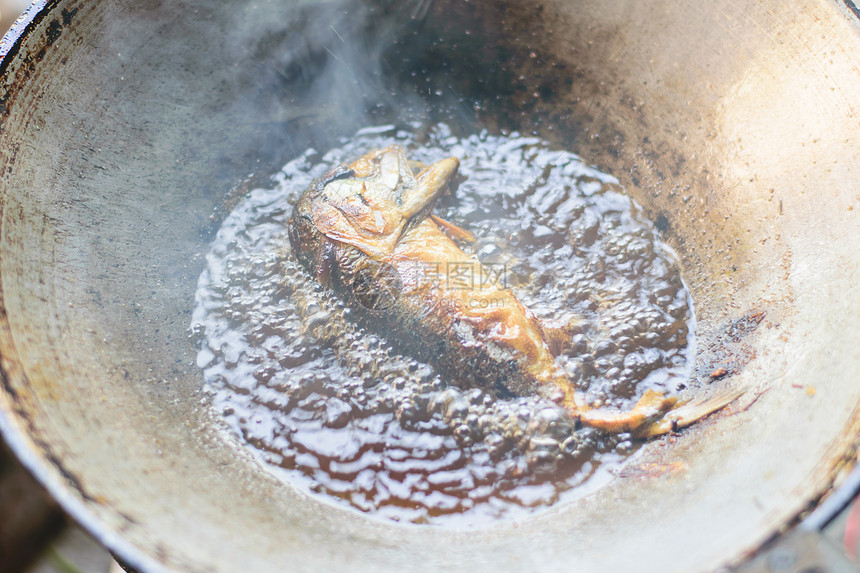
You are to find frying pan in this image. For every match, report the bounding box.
[1,0,859,571]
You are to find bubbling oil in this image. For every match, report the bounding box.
[192,124,695,525]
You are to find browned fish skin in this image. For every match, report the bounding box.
[289,146,714,435]
[290,148,556,390]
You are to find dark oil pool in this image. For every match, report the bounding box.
[191,124,695,525]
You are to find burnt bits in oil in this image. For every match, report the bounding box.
[192,124,694,525]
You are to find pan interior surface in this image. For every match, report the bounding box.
[0,1,858,572]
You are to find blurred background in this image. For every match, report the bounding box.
[0,6,118,573]
[0,0,28,39]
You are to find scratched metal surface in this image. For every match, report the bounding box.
[0,1,858,572]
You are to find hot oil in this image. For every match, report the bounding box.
[192,124,695,525]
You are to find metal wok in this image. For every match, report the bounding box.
[1,0,859,571]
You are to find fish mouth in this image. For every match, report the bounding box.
[287,216,304,256]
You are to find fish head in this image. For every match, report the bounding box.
[290,145,460,263]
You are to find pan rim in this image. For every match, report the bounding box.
[0,395,169,573]
[0,0,858,571]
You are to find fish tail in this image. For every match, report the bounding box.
[632,386,746,438]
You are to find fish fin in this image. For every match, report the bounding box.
[633,385,746,438]
[408,159,428,174]
[430,214,476,243]
[399,157,460,218]
[538,317,583,356]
